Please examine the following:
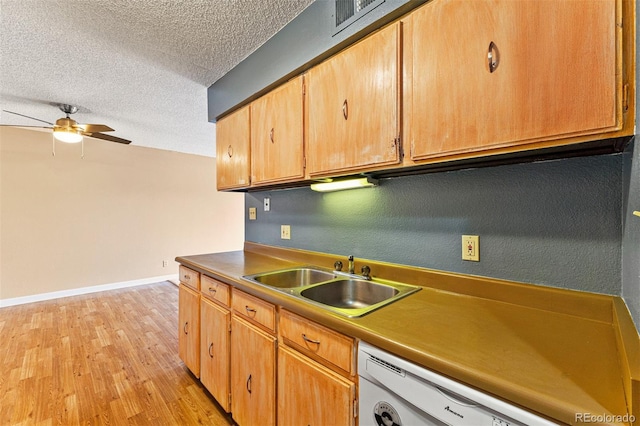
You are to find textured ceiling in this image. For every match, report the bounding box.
[0,0,314,156]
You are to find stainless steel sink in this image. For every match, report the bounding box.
[246,267,336,289]
[299,278,419,317]
[243,267,420,317]
[300,279,399,308]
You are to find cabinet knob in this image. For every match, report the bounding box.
[227,145,233,158]
[342,99,349,120]
[487,41,499,73]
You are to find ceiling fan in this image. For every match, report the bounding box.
[2,103,131,145]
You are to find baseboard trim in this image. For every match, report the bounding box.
[0,274,179,308]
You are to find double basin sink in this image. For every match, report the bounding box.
[243,266,420,317]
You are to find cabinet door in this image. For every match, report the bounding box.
[230,316,276,426]
[216,105,250,190]
[307,22,401,177]
[200,297,230,412]
[178,284,200,378]
[251,76,305,185]
[409,0,619,160]
[278,346,355,426]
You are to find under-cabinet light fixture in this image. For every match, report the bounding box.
[310,177,378,192]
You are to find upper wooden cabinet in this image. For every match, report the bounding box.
[251,76,305,186]
[406,0,622,162]
[306,22,401,178]
[216,105,250,190]
[214,0,632,190]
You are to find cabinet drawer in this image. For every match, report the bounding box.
[179,265,200,290]
[232,290,276,333]
[201,275,230,307]
[280,309,355,376]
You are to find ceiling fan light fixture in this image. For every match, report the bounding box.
[53,127,83,143]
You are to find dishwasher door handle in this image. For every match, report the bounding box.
[435,385,480,407]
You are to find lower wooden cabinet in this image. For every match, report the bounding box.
[278,345,356,426]
[178,268,359,424]
[230,315,277,426]
[178,284,200,378]
[200,297,231,412]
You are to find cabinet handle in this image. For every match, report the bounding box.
[208,342,214,358]
[342,99,348,120]
[246,374,252,394]
[183,322,188,334]
[302,333,320,345]
[487,41,499,73]
[245,305,257,315]
[227,145,233,158]
[208,287,217,294]
[269,128,274,143]
[183,274,190,280]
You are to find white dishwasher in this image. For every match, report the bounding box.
[358,342,558,426]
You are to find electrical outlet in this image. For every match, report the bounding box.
[462,235,479,261]
[281,225,291,240]
[249,207,257,220]
[264,197,271,212]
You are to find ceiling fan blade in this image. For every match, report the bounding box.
[2,110,54,126]
[77,123,114,133]
[1,123,50,127]
[89,132,131,145]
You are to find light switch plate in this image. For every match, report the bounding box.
[281,225,291,240]
[249,207,257,220]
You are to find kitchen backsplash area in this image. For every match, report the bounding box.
[246,151,626,297]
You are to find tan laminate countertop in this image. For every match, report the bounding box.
[176,244,639,425]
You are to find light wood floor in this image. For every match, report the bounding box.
[0,282,234,425]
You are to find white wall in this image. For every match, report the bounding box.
[0,127,244,301]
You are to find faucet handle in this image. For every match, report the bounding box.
[333,260,343,271]
[361,265,371,280]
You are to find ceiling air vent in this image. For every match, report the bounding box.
[334,0,385,35]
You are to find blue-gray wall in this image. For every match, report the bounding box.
[621,19,640,328]
[246,153,624,296]
[622,142,639,328]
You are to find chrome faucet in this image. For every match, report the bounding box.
[348,255,355,274]
[361,265,372,280]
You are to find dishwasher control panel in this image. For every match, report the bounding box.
[493,417,513,426]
